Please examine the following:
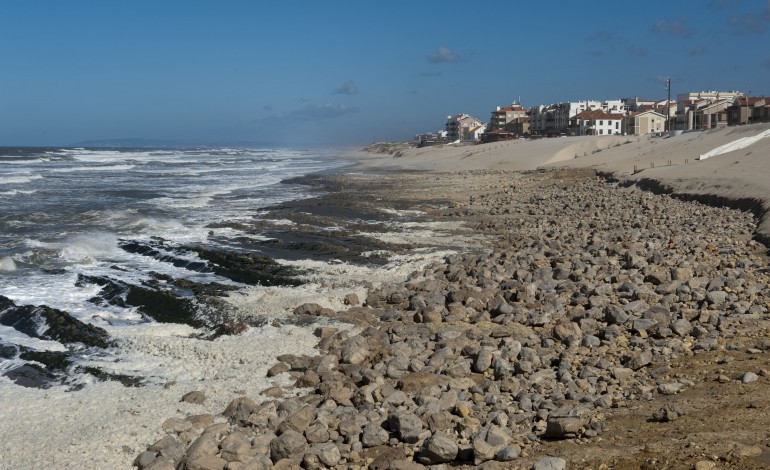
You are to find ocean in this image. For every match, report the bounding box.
[0,146,347,387]
[0,146,475,468]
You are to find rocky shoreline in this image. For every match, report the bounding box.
[133,169,770,470]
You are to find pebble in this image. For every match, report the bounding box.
[534,456,568,470]
[740,372,759,383]
[132,171,770,468]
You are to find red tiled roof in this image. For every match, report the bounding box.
[495,105,525,113]
[734,96,769,106]
[573,109,624,120]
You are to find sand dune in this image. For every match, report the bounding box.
[349,122,770,242]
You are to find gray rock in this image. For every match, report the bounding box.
[389,411,426,443]
[534,456,567,470]
[344,293,359,306]
[269,430,308,462]
[417,431,459,464]
[293,303,323,315]
[496,445,521,461]
[694,338,718,351]
[219,431,252,462]
[222,396,259,424]
[267,362,290,377]
[180,391,206,405]
[341,336,369,364]
[658,382,684,395]
[652,403,684,422]
[706,291,728,305]
[143,459,176,470]
[304,423,330,444]
[185,433,220,462]
[671,318,692,337]
[361,422,390,447]
[134,451,157,469]
[162,417,192,434]
[627,350,652,370]
[473,348,495,373]
[302,443,341,469]
[605,305,629,325]
[236,455,274,470]
[544,416,583,439]
[183,455,228,470]
[741,372,759,383]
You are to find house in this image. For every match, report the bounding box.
[622,97,657,112]
[468,125,486,142]
[727,96,770,126]
[624,109,666,135]
[529,100,626,136]
[677,90,744,106]
[529,101,602,135]
[503,116,530,136]
[694,100,730,130]
[488,104,527,131]
[480,129,516,143]
[572,109,625,136]
[674,91,743,130]
[652,101,677,126]
[414,130,447,146]
[677,98,731,130]
[446,114,485,141]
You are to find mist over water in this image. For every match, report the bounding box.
[0,146,344,383]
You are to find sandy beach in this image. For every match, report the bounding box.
[351,122,770,241]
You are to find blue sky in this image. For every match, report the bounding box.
[1,1,769,147]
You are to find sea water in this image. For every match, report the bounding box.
[0,147,477,468]
[0,146,346,383]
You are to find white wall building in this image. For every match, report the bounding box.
[446,114,485,141]
[530,100,625,135]
[574,109,625,136]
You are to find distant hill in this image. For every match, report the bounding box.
[362,141,413,157]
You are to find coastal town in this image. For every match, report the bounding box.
[414,90,769,146]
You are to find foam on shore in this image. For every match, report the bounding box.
[0,323,327,469]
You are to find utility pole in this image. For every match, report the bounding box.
[666,78,672,132]
[746,90,751,125]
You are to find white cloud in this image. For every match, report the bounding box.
[427,47,459,64]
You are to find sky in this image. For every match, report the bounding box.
[1,0,769,147]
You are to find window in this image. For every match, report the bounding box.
[599,120,603,125]
[615,122,619,129]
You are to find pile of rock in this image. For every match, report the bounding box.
[134,173,770,469]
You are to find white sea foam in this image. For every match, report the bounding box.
[51,164,136,173]
[0,323,331,469]
[226,248,459,319]
[364,220,481,248]
[58,233,122,264]
[268,218,296,226]
[0,256,17,272]
[0,189,37,197]
[0,174,43,185]
[0,325,68,353]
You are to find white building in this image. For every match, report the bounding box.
[530,100,625,135]
[573,109,625,136]
[446,114,485,141]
